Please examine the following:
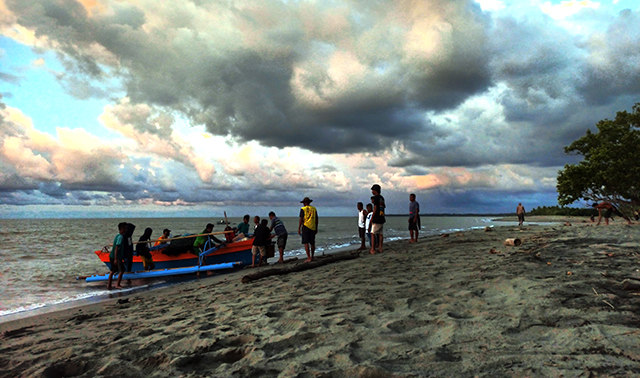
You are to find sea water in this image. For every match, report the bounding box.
[0,215,514,321]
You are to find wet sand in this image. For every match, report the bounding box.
[2,218,640,376]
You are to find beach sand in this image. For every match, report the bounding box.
[3,218,640,377]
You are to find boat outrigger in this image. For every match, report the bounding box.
[84,230,271,283]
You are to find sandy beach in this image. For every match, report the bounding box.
[2,218,640,377]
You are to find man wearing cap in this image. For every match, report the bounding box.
[370,184,386,254]
[298,197,318,262]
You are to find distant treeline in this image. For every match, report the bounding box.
[527,206,593,216]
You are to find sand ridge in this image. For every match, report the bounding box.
[2,220,640,376]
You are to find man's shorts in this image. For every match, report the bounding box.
[301,226,316,244]
[252,245,266,256]
[277,234,288,249]
[408,218,418,231]
[371,223,384,235]
[358,227,365,239]
[109,257,124,273]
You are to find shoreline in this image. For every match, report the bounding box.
[0,217,516,323]
[4,220,639,376]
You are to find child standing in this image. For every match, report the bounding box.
[108,222,127,290]
[357,202,367,250]
[365,203,374,250]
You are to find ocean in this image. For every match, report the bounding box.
[0,215,514,322]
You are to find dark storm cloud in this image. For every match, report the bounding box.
[5,0,492,154]
[391,6,640,169]
[578,9,640,105]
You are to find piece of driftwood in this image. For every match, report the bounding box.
[504,238,522,246]
[241,254,359,283]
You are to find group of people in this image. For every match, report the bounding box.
[355,184,406,255]
[516,201,634,227]
[107,186,435,289]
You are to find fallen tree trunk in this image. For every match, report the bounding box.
[241,253,360,283]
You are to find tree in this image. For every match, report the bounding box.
[557,103,640,215]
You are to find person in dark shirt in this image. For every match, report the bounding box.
[251,219,271,267]
[370,184,386,254]
[136,227,155,271]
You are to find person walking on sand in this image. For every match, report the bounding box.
[516,203,526,226]
[269,211,288,263]
[298,197,318,262]
[357,202,367,250]
[409,193,420,243]
[370,184,386,254]
[592,201,632,225]
[107,222,127,290]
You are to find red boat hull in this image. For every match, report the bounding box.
[95,238,255,271]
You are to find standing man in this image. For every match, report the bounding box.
[370,184,386,254]
[357,202,367,250]
[298,197,318,263]
[516,203,526,226]
[269,211,288,264]
[409,193,420,243]
[107,222,127,290]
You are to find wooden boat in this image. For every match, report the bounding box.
[93,234,256,271]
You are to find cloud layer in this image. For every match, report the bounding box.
[1,0,640,214]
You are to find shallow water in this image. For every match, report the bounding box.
[0,215,512,320]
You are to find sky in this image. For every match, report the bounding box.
[1,0,639,218]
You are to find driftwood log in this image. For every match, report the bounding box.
[504,238,522,246]
[241,253,360,283]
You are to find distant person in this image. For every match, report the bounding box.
[516,203,526,226]
[251,219,271,267]
[136,227,155,271]
[365,202,374,250]
[269,211,288,264]
[409,193,420,243]
[193,223,224,252]
[107,222,127,290]
[298,197,318,262]
[370,184,386,254]
[592,202,632,225]
[357,202,367,250]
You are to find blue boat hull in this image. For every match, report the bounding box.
[86,262,241,282]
